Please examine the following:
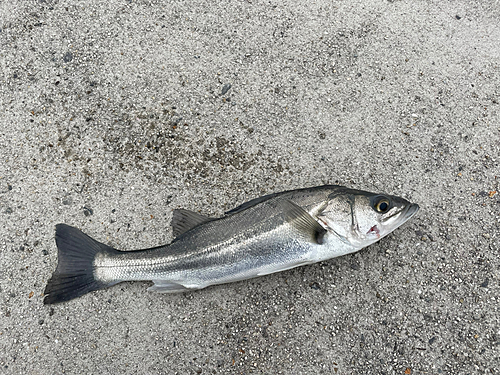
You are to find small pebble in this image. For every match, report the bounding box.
[221,83,231,95]
[309,282,321,290]
[83,206,93,216]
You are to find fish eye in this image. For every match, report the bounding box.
[373,197,390,213]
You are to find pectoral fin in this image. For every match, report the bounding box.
[281,200,326,244]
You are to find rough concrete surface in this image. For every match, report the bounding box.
[0,0,499,374]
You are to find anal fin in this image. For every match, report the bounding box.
[148,280,192,294]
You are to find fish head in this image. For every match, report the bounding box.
[317,189,419,249]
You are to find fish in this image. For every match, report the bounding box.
[43,185,419,304]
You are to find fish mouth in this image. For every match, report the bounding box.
[382,203,419,226]
[393,203,419,228]
[403,203,419,222]
[377,203,419,238]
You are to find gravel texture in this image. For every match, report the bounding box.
[0,0,499,374]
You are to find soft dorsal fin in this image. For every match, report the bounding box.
[171,209,213,238]
[280,200,326,244]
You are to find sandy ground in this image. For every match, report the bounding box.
[0,0,499,374]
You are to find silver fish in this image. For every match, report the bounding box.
[44,185,419,304]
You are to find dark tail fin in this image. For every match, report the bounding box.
[44,224,119,304]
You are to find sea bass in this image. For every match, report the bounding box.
[44,185,419,304]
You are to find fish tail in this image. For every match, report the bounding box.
[43,224,119,304]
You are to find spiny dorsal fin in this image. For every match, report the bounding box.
[171,209,213,238]
[225,191,282,215]
[280,200,326,244]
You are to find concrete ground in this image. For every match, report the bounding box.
[1,0,499,373]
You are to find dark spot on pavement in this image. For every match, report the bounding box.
[63,52,73,62]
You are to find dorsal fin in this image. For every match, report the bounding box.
[225,192,282,215]
[171,209,213,238]
[280,200,326,244]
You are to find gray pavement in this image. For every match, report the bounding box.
[1,0,499,373]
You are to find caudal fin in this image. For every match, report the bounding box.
[43,224,119,304]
